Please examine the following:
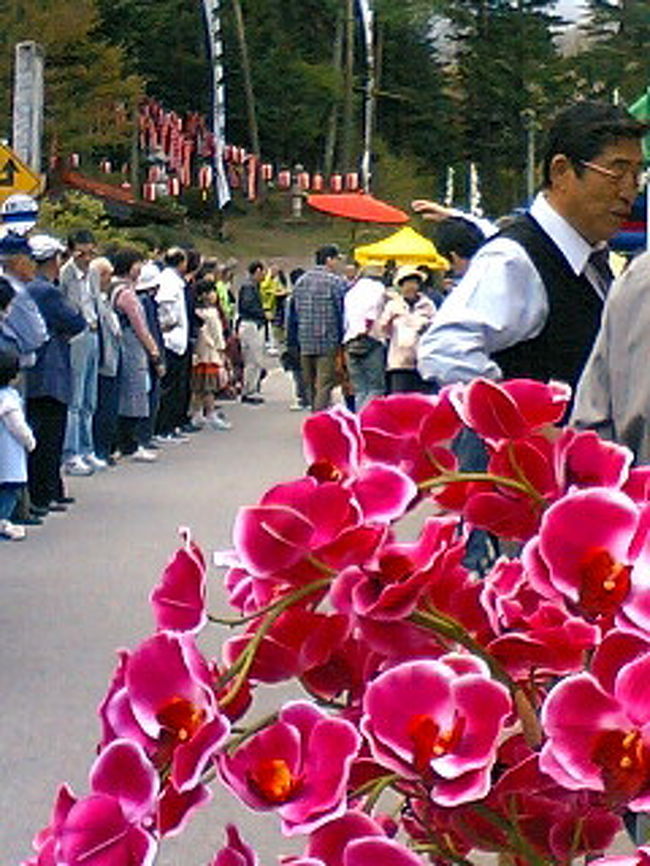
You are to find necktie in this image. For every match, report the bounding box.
[586,248,614,298]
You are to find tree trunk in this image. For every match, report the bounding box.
[323,4,344,178]
[231,0,260,156]
[340,0,356,173]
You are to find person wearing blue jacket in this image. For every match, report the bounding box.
[25,235,86,514]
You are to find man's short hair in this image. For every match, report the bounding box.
[433,217,486,260]
[0,347,20,386]
[164,247,187,269]
[111,246,144,278]
[68,229,96,250]
[541,101,647,187]
[248,260,264,275]
[315,244,340,266]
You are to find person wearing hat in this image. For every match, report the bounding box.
[134,261,166,451]
[0,232,48,363]
[24,235,86,517]
[0,193,39,237]
[342,263,388,410]
[378,265,437,394]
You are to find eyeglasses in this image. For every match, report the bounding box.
[580,160,648,188]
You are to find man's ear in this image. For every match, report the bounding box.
[548,153,575,191]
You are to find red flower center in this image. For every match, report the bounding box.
[157,696,206,743]
[307,460,343,483]
[248,758,301,804]
[578,547,631,618]
[408,713,465,774]
[591,728,650,801]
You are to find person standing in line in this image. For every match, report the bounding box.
[90,256,122,466]
[111,249,165,462]
[416,101,646,393]
[342,265,387,410]
[292,244,346,412]
[60,229,105,475]
[0,349,35,540]
[189,279,232,430]
[379,266,438,394]
[236,260,267,405]
[155,247,190,440]
[0,233,48,363]
[24,235,86,517]
[134,262,166,451]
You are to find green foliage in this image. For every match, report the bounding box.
[37,191,112,239]
[0,0,142,159]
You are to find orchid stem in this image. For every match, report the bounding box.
[217,577,332,708]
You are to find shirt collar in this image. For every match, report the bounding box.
[530,192,605,276]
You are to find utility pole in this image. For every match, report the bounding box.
[521,107,537,204]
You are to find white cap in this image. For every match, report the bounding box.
[136,261,162,291]
[29,233,66,262]
[1,193,39,236]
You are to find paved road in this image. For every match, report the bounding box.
[0,365,310,865]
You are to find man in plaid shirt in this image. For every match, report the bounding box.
[291,245,345,411]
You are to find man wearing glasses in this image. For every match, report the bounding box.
[417,101,646,392]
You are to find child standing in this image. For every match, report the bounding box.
[190,280,232,430]
[0,349,36,540]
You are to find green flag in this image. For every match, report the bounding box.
[629,89,650,160]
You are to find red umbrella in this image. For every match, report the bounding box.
[306,192,408,224]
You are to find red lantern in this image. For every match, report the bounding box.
[312,173,324,192]
[298,172,310,191]
[277,170,291,190]
[70,153,80,168]
[198,165,213,190]
[143,182,157,202]
[330,173,343,192]
[167,176,181,197]
[261,163,273,182]
[345,172,359,191]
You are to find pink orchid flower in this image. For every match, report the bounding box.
[540,634,650,809]
[361,656,511,806]
[210,823,259,866]
[233,477,386,584]
[100,632,230,792]
[450,378,571,443]
[555,428,633,492]
[218,701,361,835]
[307,811,385,866]
[526,487,650,633]
[29,741,159,866]
[149,528,207,634]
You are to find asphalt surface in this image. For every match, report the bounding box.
[0,364,310,865]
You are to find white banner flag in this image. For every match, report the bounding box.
[202,0,231,207]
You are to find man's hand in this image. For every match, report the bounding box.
[411,199,454,222]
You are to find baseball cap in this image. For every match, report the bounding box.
[0,194,39,236]
[29,234,66,262]
[0,231,33,258]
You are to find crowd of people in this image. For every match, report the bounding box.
[0,231,245,541]
[1,99,647,553]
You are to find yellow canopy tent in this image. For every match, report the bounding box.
[354,226,449,270]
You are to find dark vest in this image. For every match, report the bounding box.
[491,214,604,390]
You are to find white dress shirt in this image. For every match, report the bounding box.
[343,276,386,343]
[155,267,188,356]
[417,193,607,385]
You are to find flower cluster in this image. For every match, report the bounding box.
[23,380,650,866]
